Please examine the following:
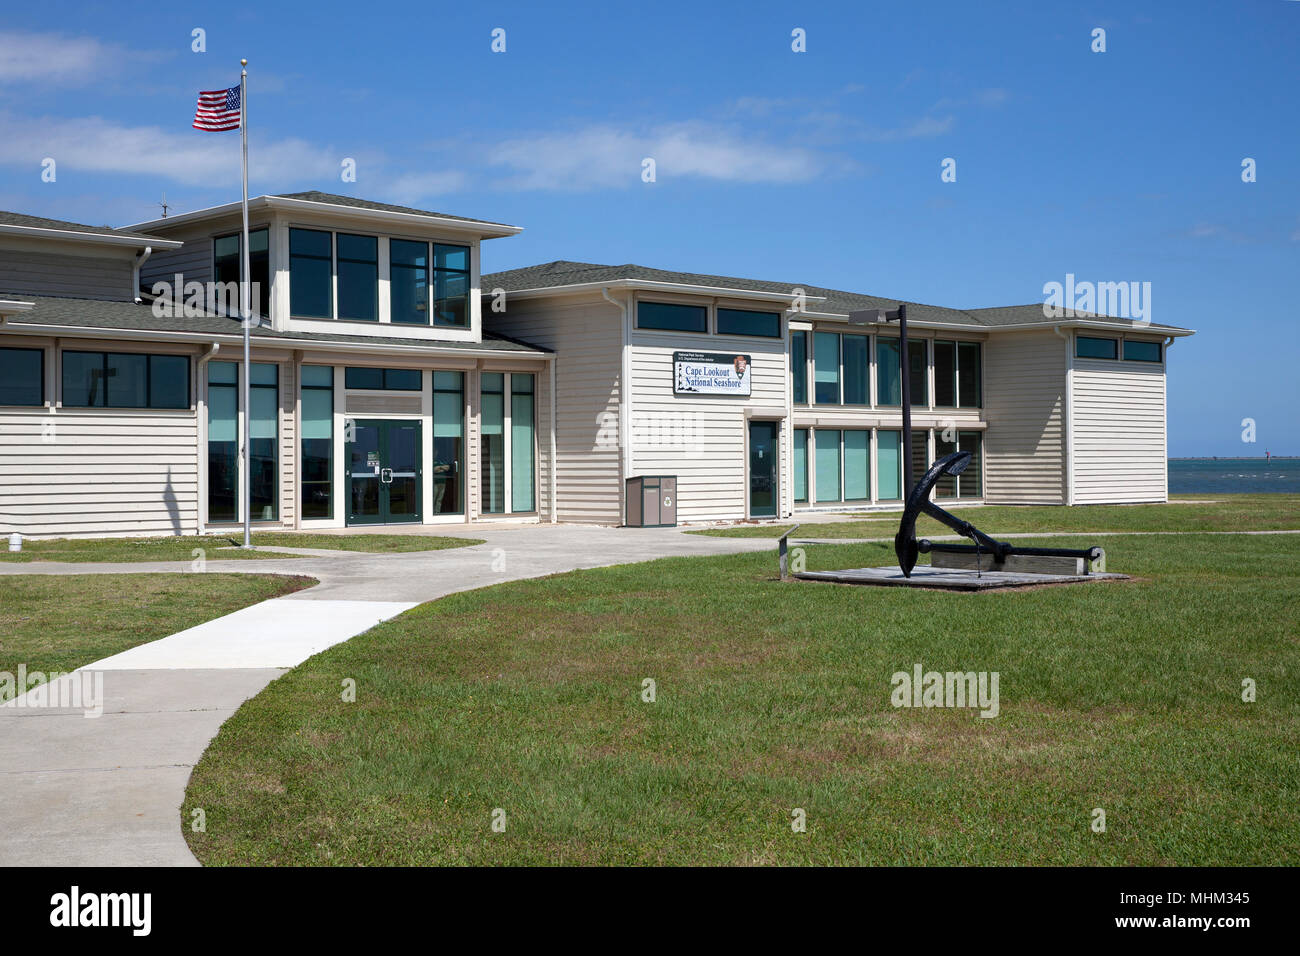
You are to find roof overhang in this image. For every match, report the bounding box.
[126,196,522,240]
[1011,318,1195,336]
[0,223,181,250]
[0,319,551,358]
[492,278,828,306]
[0,299,36,318]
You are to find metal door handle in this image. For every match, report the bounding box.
[381,467,393,484]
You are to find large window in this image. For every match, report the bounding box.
[843,430,870,501]
[876,337,900,405]
[62,351,188,409]
[344,367,422,390]
[213,227,269,318]
[717,307,780,338]
[842,334,869,405]
[250,363,279,521]
[638,301,707,333]
[1076,336,1118,360]
[289,228,332,319]
[790,331,807,404]
[511,374,536,512]
[433,371,464,515]
[813,332,840,404]
[908,340,927,406]
[480,372,505,514]
[300,365,333,519]
[207,361,238,522]
[935,430,983,499]
[390,239,429,325]
[0,348,43,406]
[814,429,841,502]
[1123,339,1162,362]
[337,234,378,322]
[432,244,470,328]
[877,429,902,501]
[793,428,808,503]
[934,340,982,407]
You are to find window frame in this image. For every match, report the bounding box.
[790,330,808,405]
[299,365,334,521]
[1076,335,1119,360]
[1122,339,1162,363]
[636,299,709,334]
[288,226,335,320]
[431,242,471,329]
[0,346,45,407]
[716,306,781,338]
[213,226,270,319]
[343,366,423,391]
[335,232,380,323]
[60,350,190,410]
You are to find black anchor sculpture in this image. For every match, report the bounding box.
[895,450,1102,577]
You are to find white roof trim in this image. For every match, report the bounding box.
[493,278,826,305]
[0,223,181,250]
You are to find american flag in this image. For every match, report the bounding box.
[193,85,241,131]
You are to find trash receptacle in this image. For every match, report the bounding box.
[625,476,677,527]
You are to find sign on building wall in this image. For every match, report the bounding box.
[673,351,752,397]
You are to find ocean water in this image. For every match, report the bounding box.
[1168,458,1300,494]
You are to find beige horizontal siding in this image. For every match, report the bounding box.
[0,409,199,537]
[0,248,135,301]
[484,295,621,524]
[982,330,1066,504]
[1072,358,1166,503]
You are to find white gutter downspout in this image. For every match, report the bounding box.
[1054,326,1074,505]
[549,355,558,523]
[602,287,631,525]
[132,247,153,303]
[196,342,221,533]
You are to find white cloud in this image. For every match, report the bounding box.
[0,30,145,86]
[486,122,837,190]
[0,111,343,186]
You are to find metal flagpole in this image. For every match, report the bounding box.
[240,59,251,548]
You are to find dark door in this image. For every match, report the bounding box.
[748,421,778,518]
[347,419,422,525]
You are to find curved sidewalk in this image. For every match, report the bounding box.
[0,525,771,866]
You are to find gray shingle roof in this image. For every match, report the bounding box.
[0,210,164,242]
[272,191,515,228]
[0,294,549,353]
[483,261,1190,333]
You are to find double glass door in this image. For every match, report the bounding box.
[347,419,422,524]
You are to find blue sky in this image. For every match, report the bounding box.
[1,0,1296,456]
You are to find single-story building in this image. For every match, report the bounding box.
[0,192,1194,538]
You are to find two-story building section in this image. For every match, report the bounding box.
[0,194,1195,538]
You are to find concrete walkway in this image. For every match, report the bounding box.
[0,524,772,866]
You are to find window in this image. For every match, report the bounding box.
[390,239,429,325]
[793,428,808,502]
[432,244,470,328]
[877,429,902,501]
[908,340,927,406]
[842,334,869,405]
[337,234,378,322]
[61,352,189,409]
[935,340,981,408]
[250,363,279,521]
[301,365,333,519]
[213,228,269,318]
[790,331,807,404]
[935,430,983,498]
[511,374,536,512]
[876,337,901,406]
[910,430,929,491]
[1123,340,1162,362]
[717,307,780,338]
[344,367,422,391]
[638,301,707,333]
[0,348,43,406]
[813,332,840,404]
[843,430,870,501]
[1076,336,1118,360]
[815,429,841,502]
[207,361,238,522]
[289,228,333,318]
[432,371,464,515]
[480,373,505,514]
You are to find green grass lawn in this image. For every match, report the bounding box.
[690,494,1300,538]
[185,530,1300,866]
[0,532,483,563]
[0,573,315,687]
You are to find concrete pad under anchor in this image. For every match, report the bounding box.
[793,565,1130,590]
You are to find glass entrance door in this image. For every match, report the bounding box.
[347,419,422,525]
[748,421,778,518]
